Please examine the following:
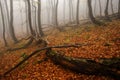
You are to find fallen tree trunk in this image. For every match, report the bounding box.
[98,58,120,70]
[46,50,120,80]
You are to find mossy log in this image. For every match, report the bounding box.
[98,58,120,70]
[46,50,120,80]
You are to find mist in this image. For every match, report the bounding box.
[0,0,120,80]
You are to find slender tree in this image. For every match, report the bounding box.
[0,0,8,46]
[98,0,102,17]
[76,0,80,24]
[24,0,30,35]
[63,0,66,24]
[51,0,59,26]
[27,0,34,35]
[110,0,114,14]
[118,0,120,19]
[69,0,74,23]
[105,0,110,20]
[87,0,98,24]
[10,0,18,43]
[38,0,44,36]
[94,0,97,16]
[54,0,59,26]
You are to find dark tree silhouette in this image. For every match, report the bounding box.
[10,0,18,43]
[87,0,99,25]
[76,0,80,24]
[27,0,34,35]
[118,0,120,19]
[105,0,111,20]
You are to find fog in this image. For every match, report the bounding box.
[0,0,119,38]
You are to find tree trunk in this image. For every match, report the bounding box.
[98,0,102,17]
[118,0,120,19]
[47,51,120,80]
[110,0,114,14]
[10,0,18,43]
[94,0,97,16]
[38,0,44,36]
[76,0,80,24]
[105,0,111,20]
[54,0,59,26]
[0,1,8,47]
[27,0,34,35]
[87,0,100,25]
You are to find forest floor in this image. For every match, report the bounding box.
[0,20,120,80]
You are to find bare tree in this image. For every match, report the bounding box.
[98,0,102,17]
[63,0,66,24]
[38,0,44,36]
[87,0,99,24]
[110,0,114,14]
[51,0,59,26]
[10,0,18,43]
[27,0,34,35]
[68,0,74,23]
[55,0,59,26]
[105,0,110,20]
[76,0,80,24]
[94,0,97,16]
[0,0,8,47]
[118,0,120,19]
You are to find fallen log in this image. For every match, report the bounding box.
[46,50,120,80]
[98,58,120,70]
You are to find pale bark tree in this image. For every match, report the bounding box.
[98,0,102,17]
[0,0,8,46]
[94,0,97,16]
[51,0,59,26]
[69,0,74,23]
[63,0,66,24]
[38,0,44,36]
[110,0,114,14]
[27,0,34,35]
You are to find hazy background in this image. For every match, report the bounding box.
[0,0,119,38]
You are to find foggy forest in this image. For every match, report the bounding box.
[0,0,120,80]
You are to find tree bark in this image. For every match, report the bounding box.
[27,0,34,35]
[87,0,100,25]
[76,0,80,24]
[38,0,44,37]
[118,0,120,19]
[10,0,18,43]
[98,0,102,17]
[105,0,111,20]
[110,0,114,14]
[47,51,120,80]
[0,1,8,47]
